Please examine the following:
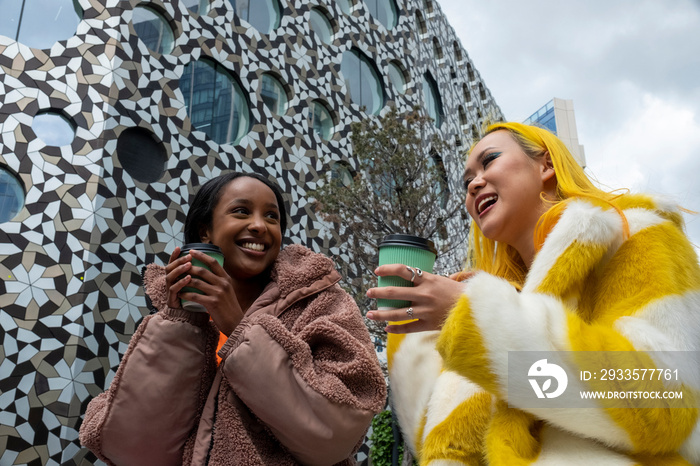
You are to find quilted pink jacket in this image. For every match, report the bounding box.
[80,244,386,465]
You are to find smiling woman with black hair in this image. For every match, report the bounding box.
[80,172,386,465]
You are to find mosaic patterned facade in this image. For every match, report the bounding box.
[0,0,503,463]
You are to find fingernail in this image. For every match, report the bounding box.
[366,312,374,320]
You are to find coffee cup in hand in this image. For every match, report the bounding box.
[179,243,224,312]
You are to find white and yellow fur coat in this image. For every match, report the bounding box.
[387,196,700,465]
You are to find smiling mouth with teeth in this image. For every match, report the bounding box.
[241,242,265,252]
[477,195,498,214]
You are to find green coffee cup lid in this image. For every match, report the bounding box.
[378,234,437,254]
[180,243,222,255]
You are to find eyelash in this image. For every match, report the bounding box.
[463,152,501,192]
[231,208,279,220]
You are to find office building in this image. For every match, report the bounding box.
[524,97,586,167]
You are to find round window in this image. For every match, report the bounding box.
[341,48,384,115]
[0,0,82,50]
[387,61,407,95]
[309,8,334,45]
[422,72,443,127]
[0,167,25,223]
[337,0,354,15]
[116,127,167,183]
[331,162,353,187]
[310,100,334,141]
[32,111,76,147]
[182,0,210,15]
[260,73,288,116]
[180,59,251,145]
[364,0,397,30]
[234,0,281,34]
[132,5,175,55]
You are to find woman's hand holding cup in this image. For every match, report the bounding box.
[165,245,244,336]
[366,264,472,334]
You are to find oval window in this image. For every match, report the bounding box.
[341,48,384,115]
[310,100,334,141]
[0,0,82,50]
[180,59,251,145]
[0,167,25,223]
[32,111,76,147]
[415,10,426,35]
[309,8,334,45]
[260,73,288,116]
[454,41,464,63]
[182,0,210,15]
[116,127,166,183]
[234,0,281,34]
[132,5,175,55]
[331,162,353,187]
[422,72,443,127]
[432,37,443,61]
[337,0,354,15]
[387,61,407,95]
[364,0,397,30]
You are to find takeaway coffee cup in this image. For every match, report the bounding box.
[376,234,437,309]
[179,243,224,312]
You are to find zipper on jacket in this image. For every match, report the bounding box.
[204,392,219,465]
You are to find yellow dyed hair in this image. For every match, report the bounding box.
[466,122,629,286]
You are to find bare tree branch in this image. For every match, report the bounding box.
[309,107,470,351]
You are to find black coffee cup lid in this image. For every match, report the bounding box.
[180,243,222,254]
[378,234,437,254]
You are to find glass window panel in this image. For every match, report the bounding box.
[0,168,24,223]
[422,72,443,127]
[310,101,333,141]
[234,0,249,21]
[428,153,449,208]
[10,0,82,49]
[132,5,174,55]
[236,0,280,33]
[463,84,471,102]
[387,61,406,94]
[454,42,463,62]
[341,49,384,114]
[337,0,353,15]
[433,38,443,60]
[331,162,353,186]
[364,0,397,30]
[116,127,166,183]
[32,112,75,147]
[309,8,333,45]
[180,60,251,145]
[341,50,361,108]
[182,0,210,15]
[415,11,426,34]
[261,74,287,116]
[0,0,23,42]
[458,105,468,127]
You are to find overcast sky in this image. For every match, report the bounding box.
[437,0,700,250]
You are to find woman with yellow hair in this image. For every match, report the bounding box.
[367,122,700,465]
